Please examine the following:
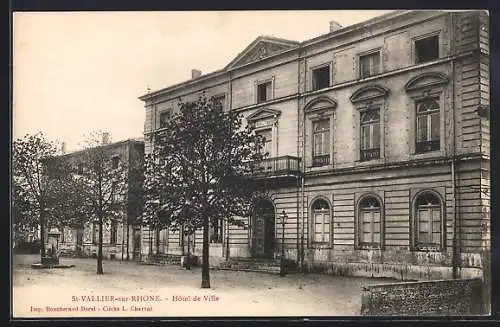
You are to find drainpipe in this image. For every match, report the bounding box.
[226,71,232,261]
[450,13,459,279]
[299,50,307,272]
[296,52,301,265]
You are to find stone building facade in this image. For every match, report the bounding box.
[139,10,490,280]
[50,137,145,260]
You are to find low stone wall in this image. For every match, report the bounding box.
[302,261,482,281]
[360,278,484,316]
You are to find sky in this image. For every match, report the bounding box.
[13,10,394,152]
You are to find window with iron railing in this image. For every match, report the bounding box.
[312,119,330,167]
[416,98,440,153]
[360,110,380,161]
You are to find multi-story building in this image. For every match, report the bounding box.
[138,10,490,280]
[50,136,145,261]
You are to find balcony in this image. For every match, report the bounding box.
[416,140,440,154]
[361,148,380,161]
[312,155,330,167]
[252,156,302,179]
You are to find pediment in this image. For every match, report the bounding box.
[246,108,282,122]
[350,84,389,104]
[405,72,449,92]
[225,36,299,70]
[304,96,337,113]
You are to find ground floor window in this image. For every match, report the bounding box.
[414,191,442,249]
[358,195,382,248]
[311,198,331,245]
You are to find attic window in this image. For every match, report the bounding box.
[257,81,272,103]
[312,65,330,91]
[415,35,439,64]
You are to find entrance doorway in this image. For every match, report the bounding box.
[251,199,275,259]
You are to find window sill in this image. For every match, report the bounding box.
[414,246,443,252]
[310,244,331,250]
[357,245,382,250]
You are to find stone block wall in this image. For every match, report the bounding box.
[360,277,484,316]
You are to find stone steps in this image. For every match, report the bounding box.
[217,257,297,275]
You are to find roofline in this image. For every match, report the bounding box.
[139,10,452,103]
[58,138,144,158]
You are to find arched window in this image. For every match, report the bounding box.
[416,97,440,153]
[311,198,331,245]
[360,110,381,161]
[358,196,382,248]
[414,191,442,249]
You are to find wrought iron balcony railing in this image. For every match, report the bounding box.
[252,155,302,178]
[312,155,330,167]
[360,148,380,161]
[416,140,440,154]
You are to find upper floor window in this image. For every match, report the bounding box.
[360,109,380,161]
[213,95,226,110]
[257,81,272,103]
[312,65,331,91]
[210,219,223,244]
[111,156,120,169]
[359,52,380,78]
[416,97,440,153]
[159,110,171,128]
[77,163,84,174]
[256,129,272,158]
[312,119,330,167]
[358,196,382,248]
[415,35,439,64]
[311,198,330,245]
[414,191,442,249]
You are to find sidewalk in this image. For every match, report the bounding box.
[12,254,396,317]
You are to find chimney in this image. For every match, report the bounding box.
[61,142,66,154]
[102,132,110,145]
[329,20,342,33]
[191,69,202,79]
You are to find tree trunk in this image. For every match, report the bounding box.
[39,209,46,262]
[201,214,210,288]
[126,220,130,260]
[97,215,104,275]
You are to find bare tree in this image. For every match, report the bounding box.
[76,131,128,274]
[142,93,265,288]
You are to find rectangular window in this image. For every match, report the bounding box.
[210,220,224,244]
[359,52,380,78]
[77,163,84,174]
[312,119,330,167]
[214,95,226,110]
[257,81,272,103]
[92,223,99,245]
[313,212,330,243]
[257,129,272,157]
[111,156,120,169]
[360,110,381,161]
[159,110,171,128]
[418,208,441,245]
[361,211,381,244]
[312,65,330,91]
[416,98,440,153]
[110,221,117,245]
[415,35,439,64]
